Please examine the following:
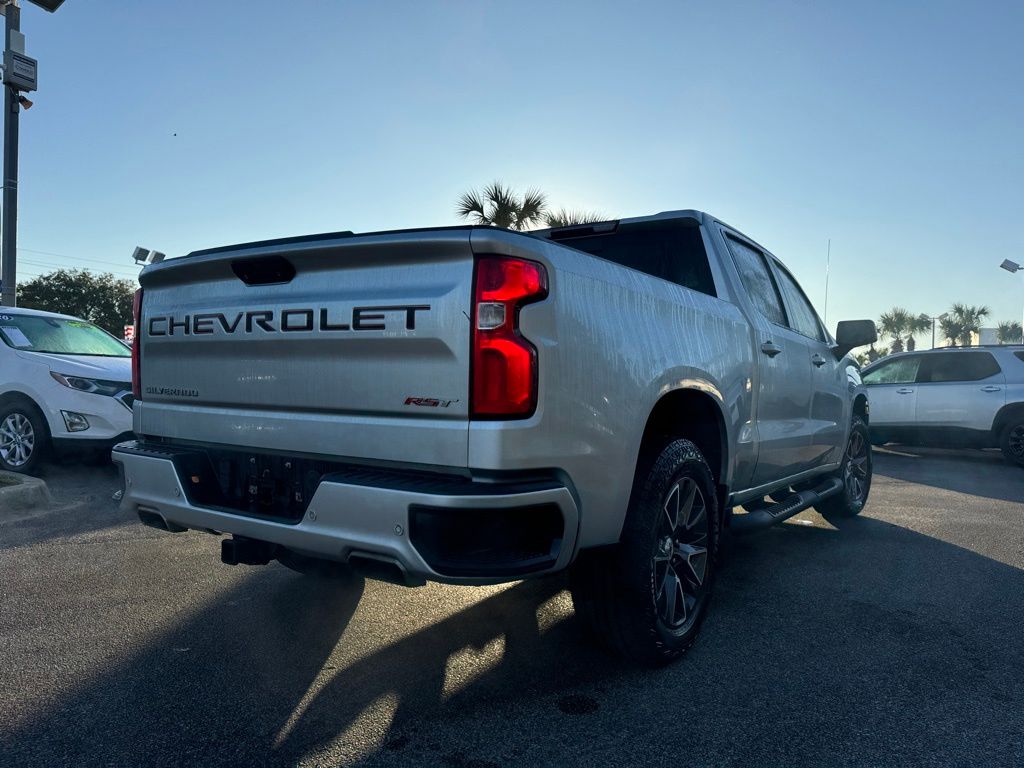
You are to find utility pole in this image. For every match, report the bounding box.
[0,1,21,306]
[0,0,62,306]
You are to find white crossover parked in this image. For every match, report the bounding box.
[861,345,1024,466]
[0,307,134,473]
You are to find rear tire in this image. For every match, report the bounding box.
[998,418,1024,467]
[276,549,357,580]
[815,416,872,517]
[570,439,719,666]
[0,399,49,475]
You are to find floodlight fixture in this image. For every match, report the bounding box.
[1000,259,1022,274]
[148,251,166,264]
[131,246,150,265]
[25,1,67,13]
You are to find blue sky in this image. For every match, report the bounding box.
[14,0,1024,338]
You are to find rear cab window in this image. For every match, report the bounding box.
[545,220,718,297]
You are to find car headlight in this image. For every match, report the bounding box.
[50,372,129,397]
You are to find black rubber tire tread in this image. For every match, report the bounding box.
[276,549,358,580]
[0,397,50,475]
[815,415,872,518]
[998,418,1024,467]
[570,439,719,667]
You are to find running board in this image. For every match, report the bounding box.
[730,477,844,535]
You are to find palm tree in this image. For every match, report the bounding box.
[948,303,990,346]
[939,315,966,347]
[905,313,931,351]
[996,320,1023,344]
[456,182,548,231]
[856,344,889,366]
[543,208,607,228]
[878,308,911,354]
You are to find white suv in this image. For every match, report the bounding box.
[861,346,1024,466]
[0,307,135,473]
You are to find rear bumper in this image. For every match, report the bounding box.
[111,441,579,585]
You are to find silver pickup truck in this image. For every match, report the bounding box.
[113,210,876,664]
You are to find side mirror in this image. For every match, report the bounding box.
[833,319,877,359]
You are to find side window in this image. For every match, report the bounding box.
[1014,351,1024,364]
[773,264,827,342]
[726,236,786,327]
[918,352,1001,383]
[862,355,922,385]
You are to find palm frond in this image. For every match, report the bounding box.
[543,208,607,228]
[515,188,548,230]
[456,190,489,225]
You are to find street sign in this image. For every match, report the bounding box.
[3,49,37,91]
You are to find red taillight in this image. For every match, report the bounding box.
[471,256,548,418]
[132,288,143,399]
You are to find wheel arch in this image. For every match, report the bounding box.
[853,392,869,424]
[633,388,730,499]
[993,402,1024,438]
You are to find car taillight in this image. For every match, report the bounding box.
[471,256,548,418]
[132,288,143,399]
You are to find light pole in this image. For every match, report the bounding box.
[1000,259,1023,344]
[0,0,65,307]
[931,312,949,349]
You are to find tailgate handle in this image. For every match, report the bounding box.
[231,255,296,286]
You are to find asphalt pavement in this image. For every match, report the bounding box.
[1,447,1022,767]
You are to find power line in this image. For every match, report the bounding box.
[18,246,148,271]
[17,257,139,278]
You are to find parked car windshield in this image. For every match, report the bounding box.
[0,314,130,357]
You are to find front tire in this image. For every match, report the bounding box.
[998,418,1024,467]
[570,439,719,666]
[0,399,49,474]
[815,416,872,517]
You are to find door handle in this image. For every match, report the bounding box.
[811,353,827,367]
[980,385,1001,392]
[760,341,783,357]
[896,388,914,394]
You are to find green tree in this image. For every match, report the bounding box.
[456,182,548,231]
[878,308,911,353]
[947,303,990,346]
[855,344,888,367]
[16,269,137,335]
[456,181,605,231]
[905,313,931,351]
[543,208,607,228]
[996,320,1023,344]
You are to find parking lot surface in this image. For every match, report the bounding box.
[1,447,1022,767]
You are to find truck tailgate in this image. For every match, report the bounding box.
[135,229,474,467]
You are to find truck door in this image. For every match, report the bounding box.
[723,233,813,485]
[770,261,848,468]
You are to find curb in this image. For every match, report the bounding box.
[0,471,52,515]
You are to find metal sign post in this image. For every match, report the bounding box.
[0,0,64,306]
[0,1,22,306]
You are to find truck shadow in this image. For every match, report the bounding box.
[873,446,1024,503]
[4,515,1023,767]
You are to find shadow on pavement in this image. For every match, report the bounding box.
[3,514,1023,767]
[0,461,130,552]
[873,446,1024,504]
